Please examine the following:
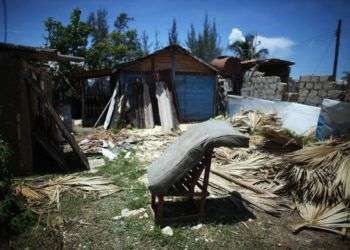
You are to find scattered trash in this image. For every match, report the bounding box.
[161,226,174,236]
[113,208,147,220]
[88,158,105,173]
[101,147,119,160]
[191,224,203,230]
[124,151,131,159]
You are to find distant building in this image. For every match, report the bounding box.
[80,44,219,127]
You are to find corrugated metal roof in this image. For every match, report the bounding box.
[240,58,294,66]
[0,42,84,62]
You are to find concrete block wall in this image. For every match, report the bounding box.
[241,71,287,101]
[297,75,346,106]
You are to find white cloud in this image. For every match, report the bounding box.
[228,28,245,44]
[255,35,294,57]
[228,28,295,58]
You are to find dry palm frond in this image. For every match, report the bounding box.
[231,110,302,152]
[208,173,289,216]
[17,175,120,210]
[208,150,288,216]
[334,156,350,202]
[292,202,350,235]
[281,139,350,205]
[231,110,282,134]
[15,186,45,202]
[255,128,303,152]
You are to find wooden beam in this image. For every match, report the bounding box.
[33,132,67,171]
[30,82,90,170]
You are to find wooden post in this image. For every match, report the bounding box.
[332,19,342,79]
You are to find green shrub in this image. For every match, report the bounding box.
[0,137,36,239]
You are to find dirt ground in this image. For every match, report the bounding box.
[9,124,350,249]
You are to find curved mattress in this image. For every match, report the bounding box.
[147,120,249,194]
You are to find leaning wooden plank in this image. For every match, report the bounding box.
[103,83,118,129]
[93,97,112,128]
[30,83,90,170]
[210,169,277,197]
[33,132,67,171]
[110,95,126,128]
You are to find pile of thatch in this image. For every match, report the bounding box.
[15,175,120,212]
[280,139,350,205]
[292,202,350,236]
[231,110,282,134]
[278,139,350,235]
[231,110,303,152]
[210,148,289,215]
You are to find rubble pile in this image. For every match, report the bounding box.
[78,129,137,158]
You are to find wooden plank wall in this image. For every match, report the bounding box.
[0,54,33,175]
[123,50,214,74]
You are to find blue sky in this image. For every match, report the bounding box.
[1,0,350,79]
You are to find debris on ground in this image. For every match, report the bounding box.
[15,175,120,211]
[210,148,289,215]
[230,110,303,152]
[292,202,350,235]
[231,110,282,134]
[191,224,204,230]
[78,129,134,154]
[280,139,350,205]
[161,226,174,236]
[88,158,105,173]
[113,208,147,220]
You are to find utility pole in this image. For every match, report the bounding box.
[2,0,7,42]
[332,19,342,79]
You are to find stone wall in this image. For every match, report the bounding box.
[241,71,287,101]
[297,75,347,106]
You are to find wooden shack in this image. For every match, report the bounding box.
[0,43,89,176]
[240,58,294,83]
[117,45,218,123]
[72,69,116,127]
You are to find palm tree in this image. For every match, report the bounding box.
[342,71,350,83]
[229,34,268,60]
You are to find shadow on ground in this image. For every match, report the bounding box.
[158,192,255,227]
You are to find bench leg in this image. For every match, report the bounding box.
[152,194,164,223]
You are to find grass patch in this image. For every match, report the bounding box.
[97,151,145,187]
[95,151,149,210]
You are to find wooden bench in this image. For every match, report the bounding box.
[147,120,249,224]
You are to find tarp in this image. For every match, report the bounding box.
[316,99,350,140]
[228,95,321,135]
[147,120,249,194]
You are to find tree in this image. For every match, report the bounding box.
[86,14,142,69]
[87,9,109,44]
[141,30,152,55]
[229,34,268,60]
[185,15,222,62]
[168,18,178,45]
[114,13,133,32]
[186,24,197,54]
[342,71,350,82]
[44,8,90,57]
[154,30,161,51]
[44,8,91,102]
